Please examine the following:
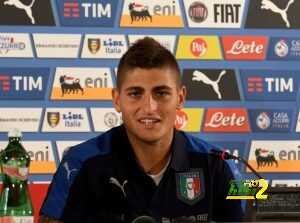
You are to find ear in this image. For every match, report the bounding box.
[177,85,186,109]
[112,88,121,113]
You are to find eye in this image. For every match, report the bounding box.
[156,91,170,97]
[128,91,141,98]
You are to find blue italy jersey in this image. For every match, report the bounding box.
[40,125,244,222]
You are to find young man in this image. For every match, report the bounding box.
[40,38,244,222]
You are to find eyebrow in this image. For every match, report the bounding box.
[124,85,172,92]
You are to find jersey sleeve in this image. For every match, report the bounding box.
[40,152,83,220]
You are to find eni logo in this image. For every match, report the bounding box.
[226,179,268,200]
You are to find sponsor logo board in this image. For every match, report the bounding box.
[182,69,240,100]
[0,33,33,58]
[268,37,300,60]
[0,0,55,26]
[90,108,122,132]
[120,0,184,27]
[248,140,300,172]
[81,34,127,58]
[56,141,83,161]
[240,70,299,101]
[42,108,90,132]
[0,67,49,100]
[203,108,250,133]
[176,35,222,60]
[175,108,204,132]
[245,0,300,29]
[249,109,292,133]
[33,34,81,58]
[271,180,300,187]
[0,108,42,132]
[56,0,117,27]
[0,141,55,174]
[222,36,268,60]
[51,67,113,100]
[128,35,176,53]
[183,0,245,28]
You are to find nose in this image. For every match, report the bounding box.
[142,93,158,113]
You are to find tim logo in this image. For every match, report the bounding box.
[57,0,117,27]
[60,75,84,96]
[64,1,80,18]
[0,0,55,25]
[246,0,300,29]
[241,70,298,101]
[129,2,152,23]
[182,69,240,100]
[255,148,278,169]
[0,68,49,100]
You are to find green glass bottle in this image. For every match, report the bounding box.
[0,129,33,223]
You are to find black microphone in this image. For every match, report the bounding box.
[209,148,264,179]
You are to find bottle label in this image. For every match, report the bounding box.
[0,216,33,223]
[2,165,29,181]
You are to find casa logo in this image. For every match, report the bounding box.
[222,36,268,60]
[51,67,113,100]
[249,109,292,133]
[56,141,83,161]
[81,35,127,58]
[0,68,49,100]
[0,141,56,174]
[247,140,300,172]
[0,33,33,57]
[90,108,122,132]
[0,108,42,132]
[176,35,222,59]
[203,108,250,133]
[0,0,55,25]
[240,70,298,101]
[271,180,300,187]
[42,108,90,132]
[184,0,245,28]
[120,0,184,27]
[245,0,300,29]
[268,37,300,60]
[208,141,245,166]
[175,108,204,132]
[56,0,117,27]
[128,35,176,53]
[33,33,81,58]
[182,69,240,100]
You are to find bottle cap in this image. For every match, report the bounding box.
[8,128,22,138]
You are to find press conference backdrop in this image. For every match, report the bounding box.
[1,0,300,219]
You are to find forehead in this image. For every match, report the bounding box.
[120,67,178,90]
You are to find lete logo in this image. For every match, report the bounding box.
[222,36,268,60]
[203,108,250,132]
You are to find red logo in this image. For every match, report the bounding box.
[0,75,10,92]
[64,1,80,18]
[222,36,268,60]
[247,76,263,93]
[175,109,188,129]
[203,108,250,132]
[190,38,207,57]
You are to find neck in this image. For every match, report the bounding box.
[126,129,174,175]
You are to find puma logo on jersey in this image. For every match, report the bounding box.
[109,177,128,197]
[3,0,36,24]
[63,162,78,181]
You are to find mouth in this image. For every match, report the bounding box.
[138,118,161,128]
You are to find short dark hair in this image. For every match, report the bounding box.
[116,37,181,89]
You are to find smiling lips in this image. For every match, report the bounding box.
[139,118,161,127]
